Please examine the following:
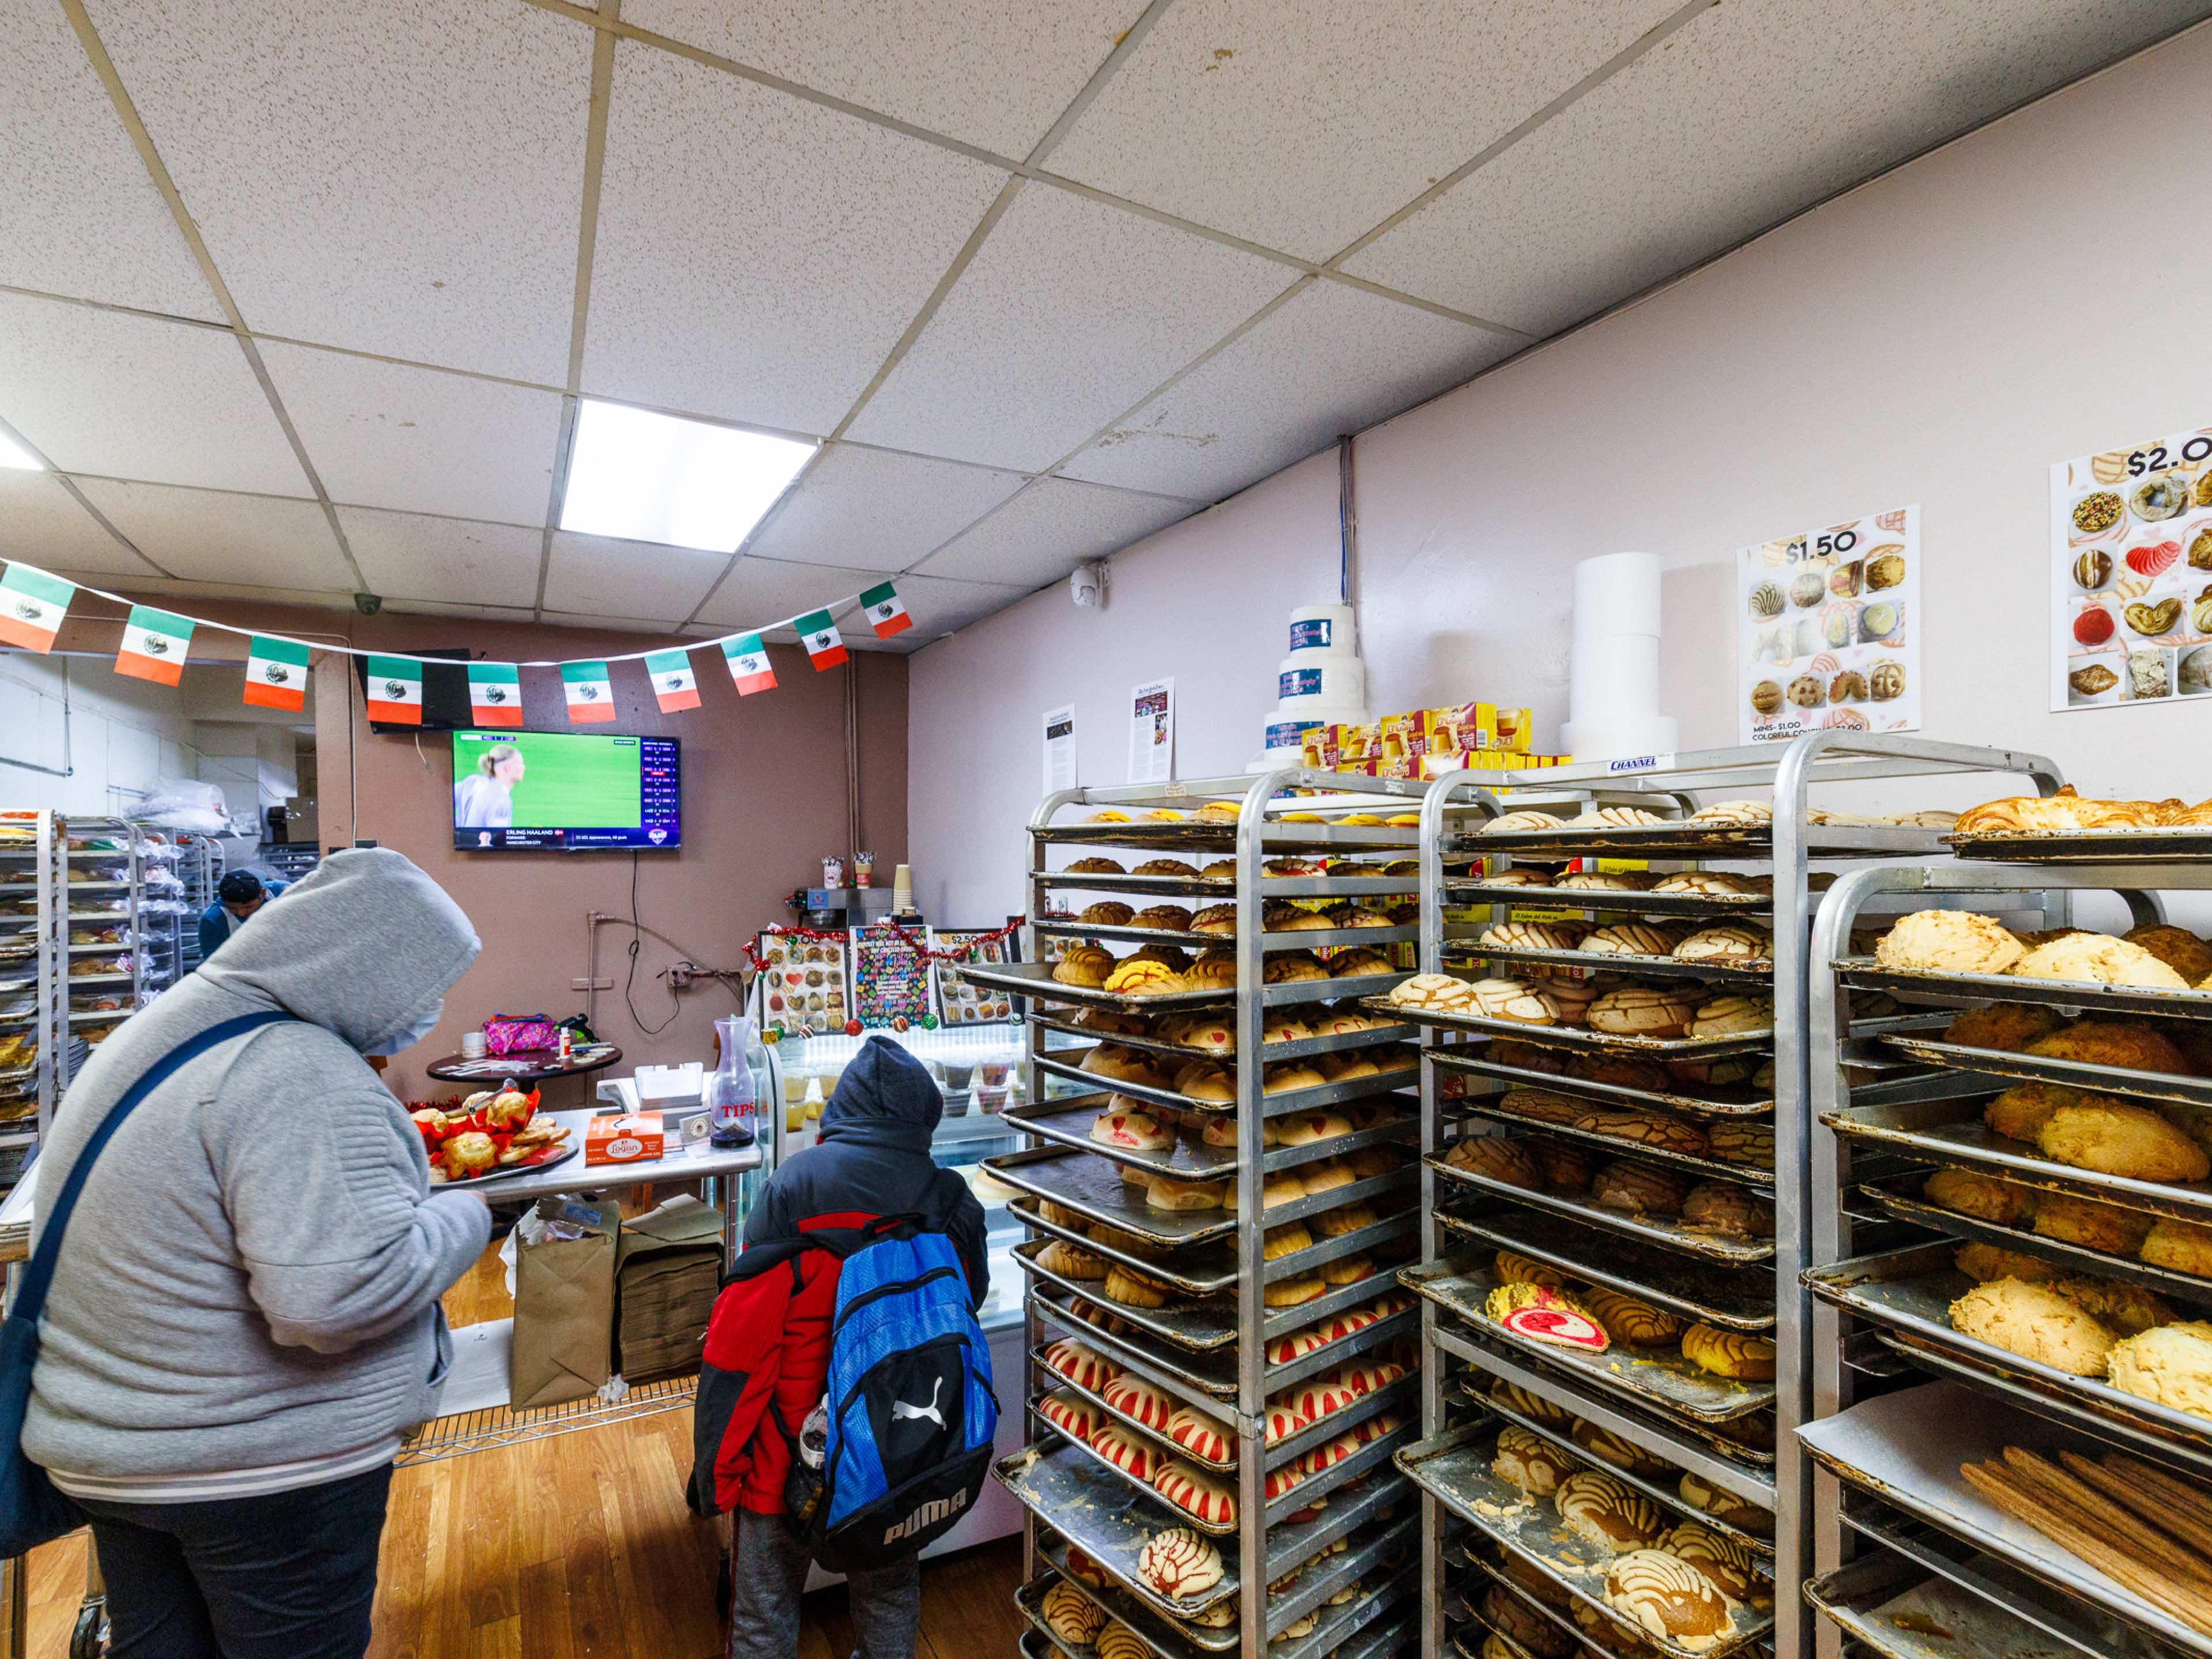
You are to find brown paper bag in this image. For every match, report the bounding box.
[615,1197,725,1380]
[512,1219,615,1409]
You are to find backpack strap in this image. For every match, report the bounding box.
[13,1010,296,1324]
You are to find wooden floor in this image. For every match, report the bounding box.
[22,1243,1028,1659]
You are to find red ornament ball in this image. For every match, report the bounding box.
[844,1019,863,1037]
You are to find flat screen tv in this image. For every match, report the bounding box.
[451,730,680,851]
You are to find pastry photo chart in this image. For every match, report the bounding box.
[2051,421,2212,710]
[1738,505,1921,744]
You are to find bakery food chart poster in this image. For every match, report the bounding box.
[2052,423,2212,709]
[930,928,1014,1025]
[1738,505,1919,744]
[850,922,933,1028]
[757,932,848,1032]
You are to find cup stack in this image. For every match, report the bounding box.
[1561,552,1678,762]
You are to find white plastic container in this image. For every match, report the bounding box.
[1287,604,1357,657]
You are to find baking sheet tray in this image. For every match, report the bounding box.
[1029,1292,1237,1406]
[1821,1097,2212,1225]
[1396,1424,1775,1659]
[1029,1011,1418,1066]
[1452,1098,1774,1192]
[1805,1243,2212,1474]
[1005,1094,1416,1183]
[1835,957,2212,1024]
[1456,1555,1623,1659]
[1025,1404,1237,1537]
[984,1145,1236,1247]
[1363,999,1774,1059]
[1017,1240,1236,1352]
[1428,1155,1778,1266]
[1447,823,1945,859]
[1272,1559,1416,1659]
[1426,1046,1774,1119]
[1034,918,1421,953]
[1028,1536,1233,1656]
[1405,1260,1776,1424]
[1032,821,1419,855]
[1441,881,1774,918]
[1877,1031,2212,1110]
[1799,1381,2212,1659]
[1029,1349,1235,1475]
[994,1442,1240,1620]
[1944,827,2212,863]
[1804,1551,2129,1659]
[1856,1174,2212,1308]
[963,960,1234,1014]
[1449,941,1772,984]
[1009,1198,1239,1297]
[1028,1052,1421,1123]
[1434,1208,1776,1331]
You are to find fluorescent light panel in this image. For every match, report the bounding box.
[559,401,815,551]
[0,430,43,471]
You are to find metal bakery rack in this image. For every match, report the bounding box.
[1806,836,2212,1659]
[958,769,1438,1659]
[1378,736,2060,1659]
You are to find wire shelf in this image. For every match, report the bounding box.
[394,1373,698,1464]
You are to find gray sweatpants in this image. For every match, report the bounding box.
[729,1509,921,1659]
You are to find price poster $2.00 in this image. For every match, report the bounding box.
[1738,505,1920,744]
[2051,423,2212,710]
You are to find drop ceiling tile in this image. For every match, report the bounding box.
[73,480,351,590]
[1342,0,2212,338]
[889,572,1032,645]
[690,555,890,631]
[257,344,564,527]
[847,184,1295,471]
[376,599,537,624]
[542,531,728,622]
[86,0,593,382]
[745,445,1025,570]
[537,610,688,637]
[1063,279,1517,499]
[1049,0,1685,263]
[619,1,1145,157]
[583,43,1007,435]
[336,507,543,609]
[0,471,151,578]
[0,3,219,319]
[914,478,1194,588]
[0,294,306,494]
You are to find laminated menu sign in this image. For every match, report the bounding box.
[2050,423,2212,710]
[1738,505,1920,744]
[1128,677,1174,784]
[930,929,1014,1025]
[850,923,931,1029]
[756,931,847,1032]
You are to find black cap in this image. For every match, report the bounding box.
[217,871,264,906]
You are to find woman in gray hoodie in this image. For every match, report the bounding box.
[22,847,493,1658]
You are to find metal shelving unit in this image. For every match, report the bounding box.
[964,770,1435,1659]
[173,832,221,977]
[1807,844,2212,1659]
[1387,735,2059,1659]
[56,817,150,1100]
[0,811,63,1186]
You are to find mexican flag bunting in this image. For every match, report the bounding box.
[0,564,74,653]
[795,609,847,669]
[860,582,911,638]
[645,648,699,712]
[722,634,775,696]
[242,635,310,710]
[114,605,194,686]
[562,660,616,722]
[467,662,523,727]
[365,656,423,724]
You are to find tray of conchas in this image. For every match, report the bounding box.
[1370,979,1775,1059]
[1428,1035,1775,1119]
[1455,915,1774,986]
[1033,807,1421,856]
[1444,864,1785,923]
[1027,1005,1417,1067]
[1941,785,2212,862]
[410,1086,574,1184]
[1838,907,2212,1022]
[1446,1087,1774,1192]
[1448,800,1955,860]
[1435,1215,1775,1332]
[1029,1041,1420,1122]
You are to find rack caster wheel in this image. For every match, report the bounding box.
[68,1593,107,1658]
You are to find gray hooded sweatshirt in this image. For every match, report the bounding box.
[22,848,493,1498]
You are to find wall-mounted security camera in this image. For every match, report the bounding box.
[1070,562,1107,609]
[353,592,383,616]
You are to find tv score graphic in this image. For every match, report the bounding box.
[452,730,681,851]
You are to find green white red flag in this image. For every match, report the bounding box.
[563,660,615,722]
[365,656,423,724]
[468,662,522,727]
[795,609,846,669]
[242,635,309,710]
[860,582,911,638]
[0,564,74,653]
[722,634,775,696]
[115,605,194,686]
[645,649,699,712]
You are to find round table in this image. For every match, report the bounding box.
[425,1044,623,1085]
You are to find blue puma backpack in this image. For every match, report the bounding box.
[808,1226,997,1572]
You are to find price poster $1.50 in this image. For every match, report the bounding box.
[1737,505,1921,744]
[2051,423,2212,710]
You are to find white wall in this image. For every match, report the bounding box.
[912,21,2212,923]
[0,650,202,816]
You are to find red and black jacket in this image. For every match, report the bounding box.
[688,1038,987,1518]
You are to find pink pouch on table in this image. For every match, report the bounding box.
[483,1014,558,1055]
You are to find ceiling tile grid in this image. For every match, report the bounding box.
[73,479,354,592]
[1047,0,1687,262]
[0,293,308,495]
[0,0,221,320]
[85,0,595,383]
[744,444,1027,570]
[335,507,546,610]
[618,0,1149,158]
[882,570,1036,644]
[690,553,904,631]
[582,40,1009,435]
[1062,278,1519,499]
[847,183,1302,470]
[541,529,730,624]
[0,471,150,579]
[914,476,1198,588]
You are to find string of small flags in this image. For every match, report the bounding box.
[0,561,916,726]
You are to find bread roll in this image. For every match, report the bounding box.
[1221,1170,1304,1213]
[1555,1470,1665,1552]
[1101,1266,1173,1308]
[1264,1275,1326,1308]
[1604,1550,1735,1645]
[1037,1240,1110,1281]
[1144,1174,1225,1211]
[1041,1581,1106,1646]
[1680,1323,1776,1380]
[1277,1109,1353,1146]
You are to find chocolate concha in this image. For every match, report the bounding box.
[1706,1123,1775,1167]
[1604,1548,1736,1644]
[1040,1581,1106,1646]
[1591,1160,1690,1218]
[1659,1520,1757,1600]
[1555,1470,1665,1553]
[1577,1289,1685,1349]
[1137,1527,1223,1599]
[2074,549,2113,590]
[1680,1181,1775,1239]
[1491,1381,1574,1429]
[1493,1426,1580,1498]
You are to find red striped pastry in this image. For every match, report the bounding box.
[1089,1425,1156,1481]
[1263,1400,1311,1444]
[1327,1362,1388,1397]
[1355,1411,1404,1445]
[1103,1374,1175,1431]
[1298,1432,1362,1477]
[1267,1328,1325,1364]
[1293,1379,1355,1421]
[1038,1389,1101,1441]
[1264,1462,1308,1501]
[1153,1460,1236,1525]
[1315,1309,1378,1344]
[1368,1290,1415,1319]
[1165,1406,1233,1463]
[1370,1359,1408,1386]
[1044,1339,1120,1393]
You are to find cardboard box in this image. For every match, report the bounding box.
[586,1112,664,1166]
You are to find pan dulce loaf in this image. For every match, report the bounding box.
[2024,1022,2189,1073]
[1680,1323,1776,1381]
[1444,1135,1543,1190]
[2013,932,2189,989]
[1555,1470,1666,1552]
[1587,987,1699,1039]
[1604,1550,1736,1646]
[1568,1107,1710,1156]
[2126,923,2212,983]
[1592,1160,1690,1217]
[1681,1181,1774,1238]
[1942,1003,2063,1052]
[1054,945,1117,988]
[1583,924,1681,957]
[1874,911,2024,975]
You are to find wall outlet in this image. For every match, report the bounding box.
[572,976,614,990]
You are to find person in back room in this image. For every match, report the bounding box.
[23,848,492,1658]
[195,868,285,965]
[452,740,524,830]
[694,1034,988,1659]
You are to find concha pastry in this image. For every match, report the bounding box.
[1327,1361,1389,1396]
[1555,1470,1666,1553]
[1296,1431,1363,1477]
[1591,1160,1690,1218]
[1103,1373,1175,1430]
[1041,1581,1107,1646]
[1578,1289,1685,1348]
[1747,581,1785,618]
[1444,1135,1544,1191]
[1681,1323,1777,1381]
[1584,923,1679,957]
[2012,932,2188,990]
[1080,900,1136,926]
[1294,1378,1357,1422]
[1152,1459,1235,1525]
[1064,1546,1111,1588]
[1673,925,1771,963]
[1355,1410,1404,1445]
[1866,550,1907,590]
[1096,1628,1148,1659]
[1787,571,1825,608]
[1491,1381,1574,1429]
[1145,1173,1225,1211]
[1165,1406,1233,1463]
[1088,1423,1157,1480]
[1687,995,1772,1038]
[1681,1473,1774,1537]
[1587,987,1699,1039]
[1605,1549,1736,1646]
[1567,806,1669,828]
[1705,1123,1775,1168]
[1466,978,1561,1024]
[1569,1421,1675,1481]
[1484,811,1572,834]
[1263,1400,1311,1443]
[1681,1181,1775,1238]
[1065,857,1126,876]
[1870,660,1906,700]
[1875,910,2024,974]
[1652,871,1757,897]
[1686,800,1772,826]
[1137,1527,1223,1599]
[2107,1321,2212,1415]
[1496,1249,1569,1287]
[1038,1240,1111,1281]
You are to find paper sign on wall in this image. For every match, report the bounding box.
[1043,704,1076,798]
[1128,679,1173,785]
[2050,424,2212,709]
[1737,506,1920,744]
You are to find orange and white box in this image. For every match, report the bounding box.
[586,1112,664,1166]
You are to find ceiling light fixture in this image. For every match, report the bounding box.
[0,429,44,471]
[559,401,815,552]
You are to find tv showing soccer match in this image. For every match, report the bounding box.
[451,730,681,851]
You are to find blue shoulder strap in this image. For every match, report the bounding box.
[13,1010,295,1323]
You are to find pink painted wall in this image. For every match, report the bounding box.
[912,21,2212,921]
